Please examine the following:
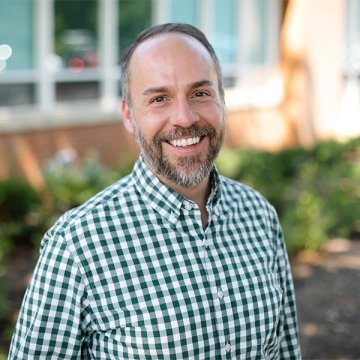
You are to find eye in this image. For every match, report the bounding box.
[195,91,207,97]
[193,91,210,98]
[151,96,166,103]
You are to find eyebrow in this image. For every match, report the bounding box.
[142,80,215,96]
[190,80,214,90]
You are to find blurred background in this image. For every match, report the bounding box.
[0,0,359,358]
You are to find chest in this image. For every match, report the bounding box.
[82,212,283,358]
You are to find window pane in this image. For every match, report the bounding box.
[56,82,99,102]
[213,0,237,65]
[170,0,197,24]
[118,0,152,55]
[55,0,99,70]
[0,0,34,70]
[0,84,35,106]
[243,0,268,65]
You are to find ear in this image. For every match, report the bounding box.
[121,99,134,134]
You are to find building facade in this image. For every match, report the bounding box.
[0,0,359,186]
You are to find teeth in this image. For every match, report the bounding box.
[169,137,200,147]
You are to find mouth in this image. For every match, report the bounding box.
[168,137,201,147]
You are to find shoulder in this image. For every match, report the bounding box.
[218,175,280,231]
[218,175,283,249]
[43,173,137,246]
[219,175,273,211]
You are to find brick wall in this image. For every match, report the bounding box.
[0,121,137,188]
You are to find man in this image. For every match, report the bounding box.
[9,23,301,359]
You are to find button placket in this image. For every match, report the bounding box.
[199,223,232,358]
[217,290,224,299]
[183,201,194,211]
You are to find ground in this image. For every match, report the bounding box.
[292,238,360,359]
[2,239,360,359]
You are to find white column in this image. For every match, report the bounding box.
[152,0,170,25]
[99,0,119,112]
[36,0,55,113]
[198,0,212,36]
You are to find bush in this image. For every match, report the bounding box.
[0,179,45,330]
[0,179,44,247]
[216,137,360,253]
[44,153,134,215]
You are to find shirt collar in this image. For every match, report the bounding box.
[131,158,224,223]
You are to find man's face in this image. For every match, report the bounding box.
[122,33,225,188]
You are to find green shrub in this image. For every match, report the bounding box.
[216,137,360,253]
[44,153,134,215]
[0,179,44,330]
[0,179,44,247]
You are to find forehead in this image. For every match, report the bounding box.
[134,32,210,57]
[129,33,216,77]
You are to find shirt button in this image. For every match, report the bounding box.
[217,290,224,299]
[225,342,231,353]
[184,202,193,210]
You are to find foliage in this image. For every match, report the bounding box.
[0,179,44,247]
[0,178,43,336]
[44,153,134,216]
[216,137,360,253]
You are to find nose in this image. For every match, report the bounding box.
[170,97,199,127]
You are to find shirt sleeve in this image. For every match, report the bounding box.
[8,230,87,359]
[271,208,302,359]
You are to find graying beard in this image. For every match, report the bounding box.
[132,122,222,188]
[159,154,213,188]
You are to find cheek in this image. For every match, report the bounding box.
[138,109,170,137]
[198,104,224,128]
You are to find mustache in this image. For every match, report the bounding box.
[154,124,216,145]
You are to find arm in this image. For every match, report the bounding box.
[8,231,87,359]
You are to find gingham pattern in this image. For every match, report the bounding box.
[9,158,301,359]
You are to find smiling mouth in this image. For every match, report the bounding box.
[168,137,201,147]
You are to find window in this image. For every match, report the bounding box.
[213,0,237,65]
[164,0,281,87]
[0,0,34,70]
[55,0,98,71]
[170,0,197,24]
[0,0,283,120]
[118,0,152,56]
[0,0,35,106]
[54,0,99,102]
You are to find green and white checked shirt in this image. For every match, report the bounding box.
[9,158,301,359]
